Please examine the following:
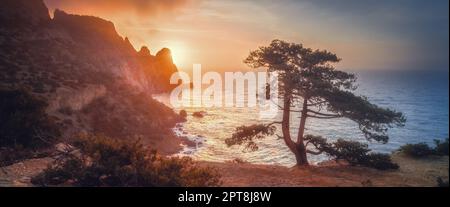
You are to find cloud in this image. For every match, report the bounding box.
[44,0,194,17]
[259,0,449,70]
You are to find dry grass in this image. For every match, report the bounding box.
[201,152,448,187]
[1,152,448,187]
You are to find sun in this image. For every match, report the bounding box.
[165,41,187,67]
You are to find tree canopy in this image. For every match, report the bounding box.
[226,40,406,166]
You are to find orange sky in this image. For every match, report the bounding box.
[44,0,449,73]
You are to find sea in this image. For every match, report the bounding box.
[154,69,449,166]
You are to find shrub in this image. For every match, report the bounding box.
[437,177,449,187]
[58,106,73,115]
[399,143,434,157]
[331,139,371,165]
[32,82,46,93]
[227,158,247,164]
[179,110,187,118]
[361,179,373,187]
[0,146,33,167]
[359,153,399,170]
[331,140,398,170]
[0,88,60,149]
[434,138,449,156]
[80,91,183,139]
[32,134,221,187]
[400,139,449,157]
[313,138,399,170]
[193,111,206,118]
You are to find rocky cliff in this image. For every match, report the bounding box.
[0,0,50,28]
[0,0,183,150]
[1,0,178,92]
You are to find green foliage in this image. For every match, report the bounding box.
[32,134,221,187]
[228,128,399,170]
[179,110,187,118]
[58,106,73,115]
[359,153,399,170]
[400,138,449,157]
[303,135,334,155]
[437,177,449,187]
[193,111,206,118]
[434,138,449,156]
[225,124,276,151]
[331,139,371,164]
[0,146,34,167]
[361,179,373,187]
[244,39,405,143]
[228,158,247,164]
[320,89,406,143]
[234,39,406,166]
[399,143,435,157]
[306,137,398,170]
[81,91,182,139]
[0,88,60,149]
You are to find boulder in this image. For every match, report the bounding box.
[193,111,206,118]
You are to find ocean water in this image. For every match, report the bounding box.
[154,70,449,166]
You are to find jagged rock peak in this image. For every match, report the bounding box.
[53,9,120,40]
[125,37,132,45]
[155,48,178,77]
[139,46,151,57]
[124,37,137,52]
[53,9,115,29]
[156,48,173,62]
[0,0,50,27]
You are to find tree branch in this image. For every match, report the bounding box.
[307,109,341,117]
[306,149,323,155]
[268,121,283,125]
[307,115,342,119]
[307,100,326,107]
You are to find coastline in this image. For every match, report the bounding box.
[141,132,194,156]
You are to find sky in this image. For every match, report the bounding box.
[44,0,449,72]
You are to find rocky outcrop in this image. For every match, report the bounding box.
[53,9,121,43]
[0,0,183,140]
[139,46,152,57]
[47,84,107,113]
[1,0,178,94]
[155,48,179,83]
[0,0,50,27]
[137,47,179,92]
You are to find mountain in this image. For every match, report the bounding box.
[0,0,184,153]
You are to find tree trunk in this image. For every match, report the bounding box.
[295,97,309,166]
[281,93,298,157]
[294,143,309,166]
[280,89,310,166]
[281,93,309,166]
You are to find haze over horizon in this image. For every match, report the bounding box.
[44,0,449,73]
